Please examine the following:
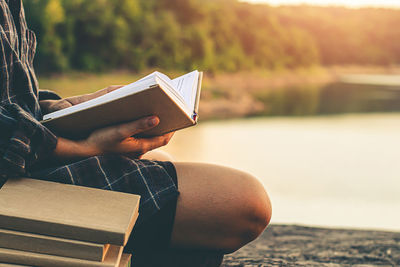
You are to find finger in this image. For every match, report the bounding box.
[39,100,54,113]
[155,132,174,145]
[163,132,175,141]
[94,85,124,96]
[45,99,73,112]
[113,116,160,140]
[132,135,172,154]
[65,94,94,105]
[67,86,125,105]
[116,132,174,155]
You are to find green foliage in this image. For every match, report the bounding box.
[24,0,67,71]
[23,0,400,74]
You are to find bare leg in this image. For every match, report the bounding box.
[141,151,272,253]
[133,153,271,266]
[171,162,272,253]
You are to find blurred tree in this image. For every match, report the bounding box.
[23,0,400,74]
[25,0,67,72]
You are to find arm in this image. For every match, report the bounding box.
[53,116,174,161]
[0,24,58,178]
[38,86,174,161]
[1,101,172,177]
[0,103,58,177]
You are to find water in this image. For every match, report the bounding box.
[162,113,400,231]
[255,75,400,116]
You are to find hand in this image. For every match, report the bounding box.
[54,116,174,160]
[40,85,124,114]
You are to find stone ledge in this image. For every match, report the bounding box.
[222,224,400,266]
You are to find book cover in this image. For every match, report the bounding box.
[0,227,119,261]
[0,178,140,246]
[0,245,123,267]
[0,264,30,267]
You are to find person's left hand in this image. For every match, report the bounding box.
[39,85,123,114]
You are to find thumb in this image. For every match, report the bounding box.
[115,116,160,139]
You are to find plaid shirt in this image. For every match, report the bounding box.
[0,0,178,225]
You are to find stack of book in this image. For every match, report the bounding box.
[0,178,140,267]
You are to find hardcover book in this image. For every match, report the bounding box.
[42,70,203,139]
[0,228,115,261]
[0,178,140,246]
[0,245,123,267]
[0,264,29,266]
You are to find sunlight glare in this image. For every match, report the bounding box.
[242,0,400,8]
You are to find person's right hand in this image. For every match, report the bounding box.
[83,115,173,158]
[54,116,174,160]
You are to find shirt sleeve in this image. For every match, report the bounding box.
[0,103,58,178]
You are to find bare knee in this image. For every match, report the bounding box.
[171,163,271,253]
[221,172,272,253]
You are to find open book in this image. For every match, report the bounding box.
[42,70,203,139]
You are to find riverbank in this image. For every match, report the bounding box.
[38,65,400,120]
[223,224,400,266]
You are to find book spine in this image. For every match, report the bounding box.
[194,72,203,117]
[0,264,30,267]
[0,215,125,246]
[0,229,105,261]
[0,246,123,267]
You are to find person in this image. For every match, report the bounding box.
[0,0,272,266]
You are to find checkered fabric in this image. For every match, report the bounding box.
[0,0,179,224]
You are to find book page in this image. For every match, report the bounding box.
[137,71,167,83]
[171,71,199,109]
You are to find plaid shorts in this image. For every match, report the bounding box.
[30,156,179,226]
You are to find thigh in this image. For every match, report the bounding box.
[170,162,272,253]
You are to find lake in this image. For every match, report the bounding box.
[162,113,400,231]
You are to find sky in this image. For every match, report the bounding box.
[243,0,400,8]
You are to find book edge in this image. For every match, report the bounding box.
[102,244,111,262]
[0,214,125,246]
[118,254,132,267]
[0,245,123,267]
[194,71,203,117]
[0,228,104,261]
[123,203,140,246]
